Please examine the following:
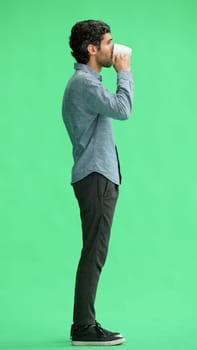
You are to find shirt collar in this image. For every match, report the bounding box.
[74,63,102,81]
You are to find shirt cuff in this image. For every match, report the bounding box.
[117,70,133,81]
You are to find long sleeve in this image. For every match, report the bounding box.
[81,71,134,120]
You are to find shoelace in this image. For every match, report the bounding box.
[95,322,105,335]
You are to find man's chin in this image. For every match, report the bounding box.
[103,61,113,68]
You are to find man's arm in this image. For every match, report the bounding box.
[83,55,133,120]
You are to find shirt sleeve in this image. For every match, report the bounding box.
[82,71,134,120]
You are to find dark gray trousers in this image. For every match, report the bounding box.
[72,172,119,325]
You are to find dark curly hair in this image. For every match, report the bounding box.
[69,20,111,64]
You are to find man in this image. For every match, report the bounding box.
[62,20,134,346]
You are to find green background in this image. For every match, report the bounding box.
[1,0,197,349]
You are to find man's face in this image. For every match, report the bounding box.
[96,33,113,68]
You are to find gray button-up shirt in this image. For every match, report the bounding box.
[62,63,134,185]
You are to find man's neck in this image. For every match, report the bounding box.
[87,61,101,73]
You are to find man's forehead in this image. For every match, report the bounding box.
[101,33,112,42]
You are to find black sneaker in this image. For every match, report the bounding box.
[71,322,125,346]
[70,321,122,339]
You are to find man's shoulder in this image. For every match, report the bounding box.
[66,71,84,90]
[67,69,100,91]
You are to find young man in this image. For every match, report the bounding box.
[62,20,134,346]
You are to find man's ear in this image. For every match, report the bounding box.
[87,44,97,56]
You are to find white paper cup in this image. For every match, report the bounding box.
[113,44,132,56]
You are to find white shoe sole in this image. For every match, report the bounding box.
[72,337,126,346]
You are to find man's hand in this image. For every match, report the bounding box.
[113,54,131,72]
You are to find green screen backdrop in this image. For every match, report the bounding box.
[1,0,197,349]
